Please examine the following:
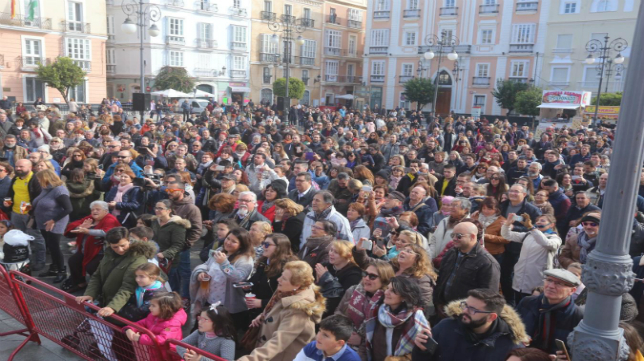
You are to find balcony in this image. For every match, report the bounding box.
[553,47,574,53]
[369,46,389,54]
[347,19,362,28]
[73,60,91,72]
[231,41,247,51]
[324,75,363,83]
[371,75,385,82]
[107,65,116,74]
[300,18,314,28]
[548,81,570,87]
[473,77,491,86]
[195,1,217,12]
[0,14,52,30]
[259,53,280,63]
[418,44,472,54]
[516,1,538,11]
[230,70,247,78]
[509,77,529,83]
[196,38,217,49]
[280,14,296,23]
[230,7,248,16]
[62,20,90,33]
[325,74,338,82]
[194,68,216,77]
[20,56,44,70]
[373,11,390,19]
[440,7,458,16]
[399,75,414,83]
[327,15,342,25]
[298,56,315,66]
[165,0,184,7]
[403,9,421,18]
[325,47,348,56]
[479,4,499,13]
[509,44,534,53]
[166,35,185,45]
[260,11,276,21]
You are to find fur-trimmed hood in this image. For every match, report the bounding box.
[152,215,192,229]
[124,239,157,260]
[281,285,326,324]
[444,299,529,344]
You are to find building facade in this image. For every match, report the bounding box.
[107,0,251,104]
[542,0,638,98]
[319,0,366,108]
[362,0,549,116]
[0,0,107,104]
[249,0,323,107]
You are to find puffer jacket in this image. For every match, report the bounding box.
[151,215,191,265]
[501,225,562,294]
[84,240,156,312]
[238,286,326,361]
[124,308,187,356]
[412,299,528,361]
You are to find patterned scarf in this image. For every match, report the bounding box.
[365,304,428,357]
[262,289,300,317]
[577,232,597,264]
[536,296,572,352]
[346,284,384,330]
[313,206,333,222]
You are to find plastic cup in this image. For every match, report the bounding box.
[200,274,211,290]
[245,293,256,300]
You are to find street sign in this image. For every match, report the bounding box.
[146,86,151,92]
[472,106,481,118]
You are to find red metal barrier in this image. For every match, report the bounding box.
[167,338,228,361]
[9,270,168,361]
[0,266,40,361]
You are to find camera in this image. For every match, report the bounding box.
[143,173,162,185]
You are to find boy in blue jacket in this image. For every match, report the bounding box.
[294,314,361,361]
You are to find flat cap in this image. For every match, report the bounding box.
[543,269,581,287]
[388,191,406,202]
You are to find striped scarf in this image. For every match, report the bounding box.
[365,304,428,359]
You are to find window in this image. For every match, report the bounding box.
[326,60,339,81]
[169,51,183,66]
[106,48,116,65]
[441,29,454,41]
[233,56,245,70]
[556,34,573,50]
[597,0,611,11]
[510,60,529,77]
[233,0,241,8]
[263,67,271,83]
[69,81,86,103]
[476,63,489,77]
[404,31,417,46]
[199,23,212,40]
[480,29,493,44]
[445,0,455,7]
[583,66,601,84]
[65,38,91,60]
[551,67,570,82]
[106,16,115,37]
[24,77,44,103]
[511,24,536,44]
[484,0,495,4]
[232,26,247,48]
[348,35,357,56]
[264,1,272,12]
[408,0,419,9]
[348,9,362,20]
[402,64,413,76]
[284,4,292,15]
[473,95,486,113]
[303,8,311,19]
[23,0,40,23]
[347,64,354,77]
[301,90,310,105]
[564,2,577,13]
[372,60,385,75]
[302,69,309,84]
[261,34,278,55]
[67,1,83,31]
[260,88,273,104]
[370,29,390,46]
[23,38,42,66]
[325,30,341,49]
[375,0,390,11]
[301,39,316,59]
[591,33,607,42]
[169,18,184,36]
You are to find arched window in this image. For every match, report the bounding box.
[260,88,273,105]
[438,70,452,85]
[197,84,214,93]
[301,90,310,105]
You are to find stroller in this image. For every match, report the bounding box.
[0,229,33,277]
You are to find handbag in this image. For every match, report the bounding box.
[239,325,261,351]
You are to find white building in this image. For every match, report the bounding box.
[106,0,251,104]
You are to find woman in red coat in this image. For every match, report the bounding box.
[256,180,288,222]
[61,200,121,293]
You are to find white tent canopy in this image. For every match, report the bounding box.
[335,94,354,100]
[150,89,192,97]
[191,89,216,98]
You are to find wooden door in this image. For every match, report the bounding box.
[436,88,452,116]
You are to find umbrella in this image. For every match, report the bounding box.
[191,89,216,98]
[335,94,354,100]
[150,89,192,98]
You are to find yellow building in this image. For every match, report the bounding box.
[249,0,323,107]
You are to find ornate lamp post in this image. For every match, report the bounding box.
[422,31,459,114]
[267,16,306,125]
[584,36,627,122]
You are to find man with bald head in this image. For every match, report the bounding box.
[2,159,47,270]
[433,221,501,317]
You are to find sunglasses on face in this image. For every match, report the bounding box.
[261,242,275,249]
[451,233,472,240]
[362,271,379,280]
[582,221,598,227]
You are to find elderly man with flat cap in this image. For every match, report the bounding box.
[516,268,584,354]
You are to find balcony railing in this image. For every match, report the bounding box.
[107,65,116,74]
[324,47,346,56]
[325,74,338,82]
[298,56,315,66]
[196,38,217,49]
[230,7,248,16]
[231,41,247,50]
[371,75,385,82]
[62,20,90,33]
[548,81,570,87]
[165,0,184,7]
[553,47,574,53]
[418,44,472,54]
[259,53,280,62]
[369,46,389,54]
[327,15,341,24]
[399,75,414,83]
[373,11,390,19]
[403,9,421,18]
[230,70,247,78]
[166,35,185,45]
[260,11,276,21]
[21,56,43,69]
[479,4,499,13]
[509,77,529,83]
[347,19,362,28]
[509,44,534,53]
[0,14,52,29]
[516,1,539,11]
[195,1,217,12]
[300,18,314,27]
[440,7,458,16]
[324,75,363,83]
[473,76,491,86]
[73,60,91,72]
[194,68,215,77]
[281,14,296,23]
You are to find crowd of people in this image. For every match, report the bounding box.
[0,97,642,361]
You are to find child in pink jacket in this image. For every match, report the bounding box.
[123,291,187,360]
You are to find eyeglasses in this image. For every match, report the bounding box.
[362,271,379,280]
[582,221,598,227]
[154,207,168,211]
[311,225,324,231]
[261,242,275,249]
[460,301,494,315]
[450,233,473,240]
[117,156,129,159]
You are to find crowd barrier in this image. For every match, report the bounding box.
[0,267,40,360]
[4,270,226,361]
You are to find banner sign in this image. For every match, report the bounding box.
[585,106,620,119]
[542,90,591,106]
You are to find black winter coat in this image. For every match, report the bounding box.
[104,186,144,228]
[118,285,166,322]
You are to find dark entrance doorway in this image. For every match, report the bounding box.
[435,70,452,116]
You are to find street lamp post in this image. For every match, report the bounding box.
[602,58,625,94]
[584,36,627,122]
[267,16,306,126]
[452,60,464,112]
[121,0,161,120]
[422,31,459,115]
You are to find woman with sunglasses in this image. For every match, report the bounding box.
[485,173,509,203]
[60,149,86,180]
[244,234,297,329]
[502,213,562,305]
